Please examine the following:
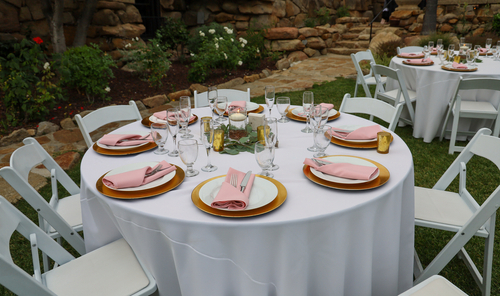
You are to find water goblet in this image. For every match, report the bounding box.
[486,38,492,57]
[200,118,217,172]
[428,41,434,51]
[178,139,199,177]
[254,142,274,178]
[491,46,498,61]
[301,91,314,133]
[150,123,169,155]
[263,117,279,171]
[448,47,455,64]
[473,45,481,66]
[437,48,445,65]
[265,86,275,118]
[276,96,290,123]
[207,86,217,118]
[307,105,323,152]
[179,96,193,138]
[167,108,180,157]
[215,96,228,123]
[466,49,474,66]
[423,45,430,59]
[313,125,333,158]
[436,39,443,50]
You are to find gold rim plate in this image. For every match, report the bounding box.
[92,141,157,155]
[286,107,340,122]
[303,155,390,190]
[397,54,424,59]
[141,114,199,127]
[328,132,393,149]
[96,165,185,199]
[402,60,434,66]
[441,65,477,72]
[191,175,287,218]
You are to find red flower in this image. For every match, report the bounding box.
[33,37,43,45]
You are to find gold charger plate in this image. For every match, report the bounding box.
[191,175,287,218]
[141,114,199,127]
[220,105,265,116]
[441,65,477,72]
[402,60,434,66]
[92,141,157,155]
[96,165,185,199]
[329,132,393,149]
[397,53,424,59]
[479,52,492,56]
[286,107,340,122]
[303,155,390,190]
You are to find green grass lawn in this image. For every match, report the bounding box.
[3,77,499,295]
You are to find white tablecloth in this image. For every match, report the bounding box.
[80,106,415,296]
[389,56,500,142]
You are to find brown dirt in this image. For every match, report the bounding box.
[0,58,277,136]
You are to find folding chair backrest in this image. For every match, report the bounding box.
[339,93,404,131]
[351,49,376,77]
[397,46,424,54]
[75,100,142,148]
[194,88,250,108]
[456,77,500,92]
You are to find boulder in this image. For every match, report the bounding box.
[101,24,146,37]
[437,13,457,24]
[275,58,290,70]
[440,23,453,32]
[273,0,286,18]
[288,51,308,62]
[96,1,127,10]
[36,121,60,136]
[239,1,273,14]
[456,23,472,34]
[26,0,44,20]
[271,39,306,51]
[217,77,244,89]
[369,31,402,55]
[215,12,234,22]
[0,129,30,147]
[286,0,300,17]
[306,37,326,49]
[117,5,142,23]
[135,100,147,111]
[265,27,299,40]
[54,152,80,170]
[399,16,416,26]
[189,84,208,94]
[92,9,120,26]
[250,14,279,30]
[5,0,21,7]
[19,6,32,22]
[298,27,318,37]
[472,27,484,37]
[52,129,84,144]
[143,95,168,108]
[244,74,261,83]
[222,2,238,14]
[408,23,422,33]
[303,48,320,57]
[293,13,308,27]
[391,10,413,20]
[60,118,76,130]
[0,1,20,32]
[236,21,249,30]
[168,89,191,101]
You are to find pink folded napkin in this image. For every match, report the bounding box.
[405,58,432,64]
[399,52,423,58]
[102,161,176,189]
[211,168,256,210]
[153,111,195,122]
[452,62,468,69]
[304,158,379,180]
[228,101,247,108]
[318,103,334,111]
[329,125,382,140]
[479,48,488,53]
[98,134,153,146]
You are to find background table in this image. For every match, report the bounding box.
[80,107,414,296]
[389,56,500,143]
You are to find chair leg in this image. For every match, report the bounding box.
[439,106,452,142]
[413,249,423,278]
[448,111,460,154]
[482,216,496,296]
[354,83,359,97]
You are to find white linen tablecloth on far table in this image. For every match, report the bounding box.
[389,55,500,143]
[80,106,414,296]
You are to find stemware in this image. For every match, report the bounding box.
[313,125,333,158]
[423,45,429,59]
[428,41,434,51]
[263,117,279,171]
[207,86,218,118]
[466,49,474,66]
[437,48,445,65]
[200,118,217,172]
[473,44,481,66]
[447,45,455,64]
[491,46,498,61]
[255,142,275,178]
[265,86,276,118]
[436,39,443,50]
[301,91,314,133]
[166,108,180,157]
[215,96,228,123]
[150,123,169,155]
[307,105,323,152]
[179,96,193,138]
[178,139,199,177]
[486,38,492,57]
[276,96,290,123]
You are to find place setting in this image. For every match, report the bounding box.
[141,97,199,127]
[328,124,392,149]
[397,52,424,59]
[402,58,434,66]
[93,131,158,155]
[217,99,264,117]
[287,91,339,124]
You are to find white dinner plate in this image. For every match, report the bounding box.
[103,161,176,192]
[310,156,380,184]
[330,125,378,143]
[291,107,338,118]
[219,101,259,112]
[96,131,151,151]
[199,176,278,211]
[149,114,167,124]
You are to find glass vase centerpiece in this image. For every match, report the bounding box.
[227,105,248,141]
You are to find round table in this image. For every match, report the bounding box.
[389,55,500,143]
[80,106,414,296]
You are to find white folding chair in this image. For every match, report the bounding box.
[398,275,468,296]
[372,63,417,126]
[193,88,250,108]
[439,77,500,154]
[0,195,157,296]
[75,100,142,148]
[350,49,387,98]
[6,137,84,272]
[397,46,424,54]
[339,93,404,132]
[414,128,499,296]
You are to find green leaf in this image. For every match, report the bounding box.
[239,137,249,144]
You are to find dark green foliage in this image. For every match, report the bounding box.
[418,33,453,49]
[155,17,189,50]
[493,14,500,36]
[336,6,350,18]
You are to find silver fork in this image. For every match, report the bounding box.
[145,164,163,177]
[229,174,238,188]
[119,135,150,142]
[312,158,330,167]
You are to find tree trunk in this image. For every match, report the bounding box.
[41,0,66,53]
[422,0,437,35]
[73,0,98,47]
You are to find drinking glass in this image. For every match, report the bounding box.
[200,118,217,172]
[265,86,275,118]
[150,123,169,155]
[491,46,498,61]
[207,86,217,118]
[460,37,465,46]
[436,39,443,50]
[313,125,333,158]
[264,117,279,171]
[301,91,314,133]
[466,49,474,66]
[437,48,445,65]
[423,45,430,59]
[179,96,193,138]
[428,41,434,51]
[448,46,455,64]
[255,142,274,178]
[473,44,481,66]
[465,43,472,50]
[486,38,492,57]
[307,105,323,152]
[178,139,199,177]
[215,96,228,123]
[167,108,180,157]
[276,96,290,123]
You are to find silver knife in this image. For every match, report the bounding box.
[240,171,252,192]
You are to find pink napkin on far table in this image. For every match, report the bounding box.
[304,158,379,180]
[452,62,468,69]
[102,160,176,189]
[479,48,489,53]
[211,167,256,210]
[228,101,247,108]
[153,111,195,122]
[329,125,382,140]
[405,58,432,64]
[399,52,423,58]
[98,134,153,146]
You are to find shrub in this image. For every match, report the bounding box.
[155,17,189,51]
[418,33,453,49]
[60,44,116,104]
[374,38,404,58]
[0,38,64,126]
[493,13,500,36]
[336,6,350,18]
[304,18,317,28]
[316,7,332,25]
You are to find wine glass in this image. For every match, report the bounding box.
[437,48,445,65]
[486,38,492,50]
[178,139,199,177]
[276,96,290,123]
[436,39,443,50]
[150,123,169,155]
[428,41,434,51]
[167,108,180,157]
[179,96,193,138]
[207,86,217,118]
[215,96,228,123]
[264,117,279,171]
[200,118,217,172]
[265,86,275,118]
[466,49,474,66]
[473,45,481,66]
[313,125,333,158]
[492,46,499,61]
[255,142,274,178]
[448,45,455,64]
[301,91,314,133]
[307,105,323,152]
[423,45,429,59]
